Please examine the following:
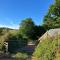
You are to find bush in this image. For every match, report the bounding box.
[12,52,28,60]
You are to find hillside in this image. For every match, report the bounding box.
[0,27,18,50]
[33,28,60,60]
[0,27,18,34]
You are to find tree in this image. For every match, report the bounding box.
[19,18,46,41]
[19,18,35,40]
[43,0,60,30]
[30,26,46,40]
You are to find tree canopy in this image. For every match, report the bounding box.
[19,18,45,41]
[19,18,35,40]
[43,0,60,30]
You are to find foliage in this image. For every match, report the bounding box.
[43,0,60,30]
[0,28,28,53]
[19,18,35,40]
[0,28,11,50]
[12,52,28,60]
[19,18,46,41]
[33,34,60,60]
[32,26,46,40]
[8,33,28,53]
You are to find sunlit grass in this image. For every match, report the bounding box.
[33,34,60,60]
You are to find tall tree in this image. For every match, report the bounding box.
[43,0,60,30]
[19,18,46,41]
[19,18,35,40]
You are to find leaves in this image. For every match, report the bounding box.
[43,0,60,30]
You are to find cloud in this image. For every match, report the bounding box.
[0,18,19,29]
[0,17,20,29]
[0,24,19,29]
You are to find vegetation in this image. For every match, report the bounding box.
[19,18,45,41]
[0,28,15,50]
[43,0,60,30]
[0,0,60,60]
[33,0,60,60]
[8,33,28,53]
[19,18,35,40]
[0,18,45,53]
[12,52,28,60]
[33,34,60,60]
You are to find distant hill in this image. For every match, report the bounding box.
[33,28,60,60]
[0,27,18,35]
[0,27,18,31]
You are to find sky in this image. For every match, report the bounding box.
[0,0,54,29]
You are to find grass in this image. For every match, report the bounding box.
[33,34,60,60]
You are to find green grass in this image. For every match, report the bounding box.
[33,34,60,60]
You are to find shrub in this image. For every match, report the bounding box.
[12,52,28,60]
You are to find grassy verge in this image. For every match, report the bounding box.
[33,35,60,60]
